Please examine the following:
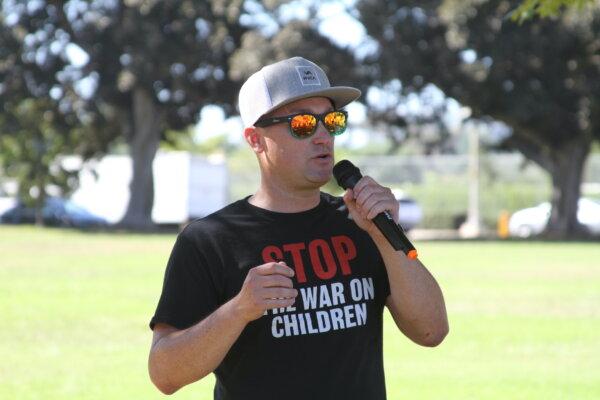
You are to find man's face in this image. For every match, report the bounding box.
[255,96,336,190]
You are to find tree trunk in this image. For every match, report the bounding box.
[544,139,591,239]
[35,189,45,226]
[118,88,163,230]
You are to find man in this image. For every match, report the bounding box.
[148,57,448,399]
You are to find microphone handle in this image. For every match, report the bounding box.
[372,211,418,259]
[333,160,418,259]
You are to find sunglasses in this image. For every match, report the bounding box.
[255,110,348,139]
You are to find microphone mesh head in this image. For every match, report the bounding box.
[333,160,362,189]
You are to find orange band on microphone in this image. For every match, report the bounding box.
[407,250,418,260]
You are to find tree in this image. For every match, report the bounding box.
[0,7,116,223]
[0,99,73,224]
[2,0,250,229]
[356,0,600,238]
[512,0,597,22]
[229,19,361,91]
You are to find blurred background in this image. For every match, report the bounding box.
[1,0,599,399]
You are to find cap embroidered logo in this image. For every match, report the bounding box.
[296,66,321,86]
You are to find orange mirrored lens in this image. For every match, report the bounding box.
[290,114,317,137]
[324,111,347,134]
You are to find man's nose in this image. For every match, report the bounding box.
[311,121,333,145]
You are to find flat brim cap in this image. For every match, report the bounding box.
[238,57,361,128]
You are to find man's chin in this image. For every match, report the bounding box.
[306,173,332,188]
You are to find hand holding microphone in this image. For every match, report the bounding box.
[333,160,418,260]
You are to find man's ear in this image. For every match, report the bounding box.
[244,127,264,153]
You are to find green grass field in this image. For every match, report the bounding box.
[1,226,599,399]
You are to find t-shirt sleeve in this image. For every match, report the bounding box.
[149,230,222,330]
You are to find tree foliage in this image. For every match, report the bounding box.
[0,99,75,221]
[0,4,117,223]
[357,0,600,237]
[1,0,252,229]
[512,0,596,22]
[230,19,360,91]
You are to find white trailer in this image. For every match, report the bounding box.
[71,152,228,224]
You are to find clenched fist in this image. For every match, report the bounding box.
[343,175,399,238]
[233,261,298,322]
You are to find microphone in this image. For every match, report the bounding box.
[333,160,418,260]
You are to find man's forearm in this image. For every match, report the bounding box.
[149,298,248,394]
[149,261,297,395]
[372,234,449,346]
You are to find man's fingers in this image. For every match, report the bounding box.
[262,274,295,288]
[254,262,295,277]
[343,188,354,200]
[355,185,389,208]
[366,200,395,220]
[264,297,296,309]
[262,287,298,300]
[355,190,375,209]
[351,176,376,198]
[361,191,395,210]
[343,189,355,206]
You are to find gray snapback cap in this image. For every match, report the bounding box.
[238,57,361,128]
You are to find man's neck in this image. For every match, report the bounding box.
[248,184,321,213]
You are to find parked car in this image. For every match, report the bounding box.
[0,197,108,229]
[393,189,423,231]
[509,198,600,238]
[0,196,16,216]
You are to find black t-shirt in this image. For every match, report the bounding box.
[150,192,390,400]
